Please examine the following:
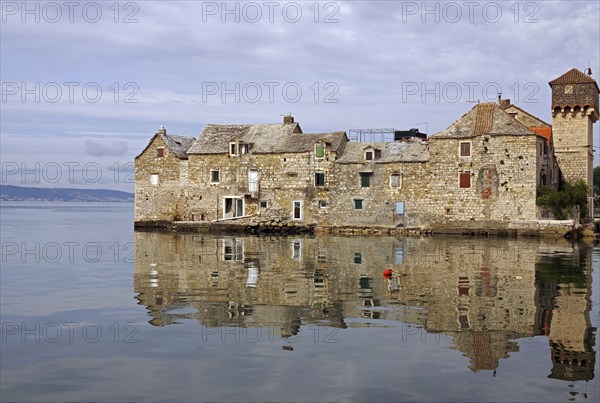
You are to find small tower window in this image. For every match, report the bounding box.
[365,150,373,161]
[157,147,164,158]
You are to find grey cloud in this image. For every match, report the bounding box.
[84,139,129,157]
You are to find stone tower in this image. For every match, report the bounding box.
[549,68,599,195]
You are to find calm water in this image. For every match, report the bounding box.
[1,202,598,402]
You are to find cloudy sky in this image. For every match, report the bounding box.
[1,0,599,191]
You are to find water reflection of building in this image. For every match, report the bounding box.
[534,244,596,381]
[133,232,595,377]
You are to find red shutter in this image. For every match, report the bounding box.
[459,172,471,188]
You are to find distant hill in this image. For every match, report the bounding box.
[0,185,134,202]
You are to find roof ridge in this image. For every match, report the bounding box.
[549,68,597,85]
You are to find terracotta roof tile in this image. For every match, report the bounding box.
[472,103,495,135]
[549,68,597,85]
[528,126,552,143]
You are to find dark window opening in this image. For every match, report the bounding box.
[211,170,220,183]
[315,172,325,186]
[360,173,372,188]
[353,199,364,210]
[157,148,164,158]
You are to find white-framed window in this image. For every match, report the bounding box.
[222,239,244,261]
[150,174,159,186]
[353,198,364,210]
[259,200,268,208]
[318,200,328,208]
[365,150,374,161]
[390,173,401,188]
[210,170,220,183]
[459,142,471,157]
[291,240,302,260]
[230,142,250,156]
[292,200,303,220]
[223,197,244,219]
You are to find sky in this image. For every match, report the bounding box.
[1,0,599,191]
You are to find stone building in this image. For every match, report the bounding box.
[134,69,598,231]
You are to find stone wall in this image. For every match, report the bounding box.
[135,131,544,230]
[551,111,595,191]
[135,135,188,223]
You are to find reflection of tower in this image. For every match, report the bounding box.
[549,68,599,195]
[535,245,597,381]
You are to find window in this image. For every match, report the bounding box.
[353,198,364,210]
[354,253,362,264]
[150,174,159,186]
[365,151,373,161]
[248,169,259,193]
[360,172,372,188]
[292,201,303,220]
[223,197,244,219]
[292,240,302,260]
[315,144,325,158]
[210,170,220,183]
[259,201,268,208]
[157,147,164,158]
[459,171,471,188]
[315,172,325,187]
[459,142,471,157]
[230,142,249,156]
[223,239,244,261]
[394,248,404,264]
[390,173,401,188]
[395,202,405,215]
[318,200,328,208]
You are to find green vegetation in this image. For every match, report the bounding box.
[536,180,588,220]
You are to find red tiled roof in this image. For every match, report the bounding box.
[549,68,597,85]
[529,126,552,143]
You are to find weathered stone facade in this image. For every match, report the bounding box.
[549,68,600,195]
[134,69,598,231]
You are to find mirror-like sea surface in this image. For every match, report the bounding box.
[1,202,598,402]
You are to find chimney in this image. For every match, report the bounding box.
[283,115,294,125]
[499,99,511,109]
[158,125,167,136]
